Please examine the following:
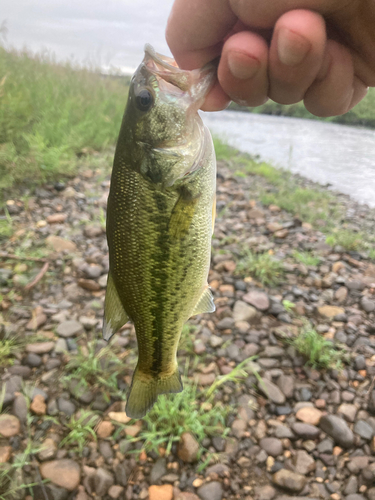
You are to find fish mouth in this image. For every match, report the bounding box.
[143,44,216,106]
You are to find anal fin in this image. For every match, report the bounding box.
[190,286,215,316]
[103,273,129,342]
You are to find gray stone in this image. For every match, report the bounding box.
[317,438,333,454]
[338,403,358,422]
[56,320,84,338]
[259,378,286,404]
[293,450,316,475]
[344,475,358,495]
[254,485,277,500]
[8,365,31,378]
[274,425,295,439]
[277,375,294,399]
[150,458,167,484]
[24,353,42,368]
[361,296,375,313]
[209,335,224,348]
[347,456,369,474]
[272,469,306,492]
[54,338,68,353]
[292,423,320,439]
[98,441,113,461]
[94,468,114,496]
[242,291,270,311]
[320,415,354,448]
[12,394,28,423]
[57,398,76,416]
[354,420,373,440]
[232,301,258,323]
[114,462,127,486]
[197,481,223,500]
[259,438,283,457]
[354,355,366,370]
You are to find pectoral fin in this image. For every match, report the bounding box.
[103,273,129,341]
[190,286,215,316]
[169,194,199,239]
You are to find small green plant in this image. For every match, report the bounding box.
[179,323,197,355]
[289,326,347,369]
[60,411,98,455]
[326,229,362,251]
[213,138,238,161]
[369,248,375,261]
[63,340,125,398]
[282,300,295,314]
[0,334,24,368]
[293,250,320,267]
[236,250,284,286]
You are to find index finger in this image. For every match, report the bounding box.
[166,0,237,70]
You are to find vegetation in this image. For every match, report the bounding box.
[325,229,362,251]
[236,250,284,286]
[0,46,128,197]
[293,250,321,267]
[289,326,348,369]
[60,411,98,455]
[230,87,375,129]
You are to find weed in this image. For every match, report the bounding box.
[282,300,295,314]
[0,337,19,368]
[0,209,13,239]
[213,138,238,161]
[326,229,362,251]
[60,411,98,455]
[236,250,284,286]
[369,248,375,261]
[289,326,348,369]
[293,250,321,267]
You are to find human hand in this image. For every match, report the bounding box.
[166,0,375,116]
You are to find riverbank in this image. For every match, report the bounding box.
[1,147,375,499]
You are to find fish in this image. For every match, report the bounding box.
[103,44,217,419]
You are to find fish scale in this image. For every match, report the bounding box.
[103,44,217,418]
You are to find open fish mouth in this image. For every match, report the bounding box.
[143,44,216,105]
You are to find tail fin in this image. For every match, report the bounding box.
[125,367,183,419]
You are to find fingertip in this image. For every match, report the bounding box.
[200,82,231,112]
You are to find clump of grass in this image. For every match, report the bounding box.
[293,250,321,266]
[213,138,238,161]
[0,332,24,368]
[63,340,125,398]
[133,357,259,460]
[369,248,375,261]
[60,411,98,455]
[289,326,347,369]
[236,250,284,286]
[326,229,362,251]
[282,300,295,314]
[0,46,129,196]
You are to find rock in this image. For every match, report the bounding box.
[0,415,20,437]
[108,412,131,425]
[175,493,200,500]
[337,403,358,422]
[260,438,283,457]
[38,438,57,461]
[54,338,68,353]
[177,432,199,463]
[0,446,11,463]
[8,365,31,378]
[209,335,224,347]
[335,287,348,303]
[149,484,173,500]
[347,456,369,474]
[197,481,223,500]
[108,485,124,499]
[259,378,286,404]
[12,394,28,423]
[233,300,258,322]
[46,236,77,253]
[277,375,294,399]
[293,450,316,475]
[56,320,84,338]
[291,423,320,439]
[296,407,322,426]
[47,213,67,224]
[231,418,247,438]
[361,296,375,313]
[254,485,277,500]
[272,469,306,492]
[84,225,103,238]
[96,421,115,439]
[318,306,345,319]
[26,341,55,354]
[194,372,215,386]
[242,291,270,311]
[30,394,46,415]
[26,311,47,330]
[40,459,80,491]
[354,355,366,371]
[94,467,114,496]
[320,415,354,448]
[354,420,373,440]
[25,352,42,367]
[57,398,76,416]
[150,458,167,484]
[275,425,294,439]
[78,278,101,291]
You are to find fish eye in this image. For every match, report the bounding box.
[136,89,154,111]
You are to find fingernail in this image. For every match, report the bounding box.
[277,27,311,66]
[228,52,260,80]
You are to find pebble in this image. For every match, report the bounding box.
[46,235,77,253]
[26,342,55,354]
[0,415,20,437]
[30,394,46,415]
[338,403,358,422]
[272,469,306,492]
[277,375,294,399]
[260,437,283,457]
[293,450,316,474]
[108,485,124,499]
[38,438,57,461]
[0,446,12,463]
[56,320,84,337]
[96,421,115,439]
[57,398,76,416]
[197,481,223,500]
[361,296,375,313]
[40,459,80,491]
[232,300,258,322]
[150,458,167,484]
[354,420,374,440]
[94,467,114,496]
[318,305,345,318]
[177,432,199,463]
[291,423,320,439]
[149,484,173,500]
[259,378,286,404]
[254,485,277,500]
[242,290,270,311]
[296,407,322,426]
[320,415,354,448]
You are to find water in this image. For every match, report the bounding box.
[201,111,375,207]
[2,0,375,206]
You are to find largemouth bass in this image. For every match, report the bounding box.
[103,44,216,419]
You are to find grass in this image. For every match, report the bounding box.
[60,411,98,455]
[131,357,259,463]
[236,250,284,286]
[289,325,348,369]
[63,339,126,399]
[0,46,129,198]
[0,336,20,368]
[325,229,362,251]
[293,250,321,266]
[230,87,375,128]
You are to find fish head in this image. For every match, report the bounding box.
[123,44,216,187]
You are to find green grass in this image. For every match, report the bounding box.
[60,411,98,455]
[0,337,20,368]
[236,250,284,286]
[0,46,128,197]
[213,138,238,161]
[326,229,362,251]
[230,87,375,128]
[293,250,321,266]
[289,326,348,369]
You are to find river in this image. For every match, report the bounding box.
[2,0,375,207]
